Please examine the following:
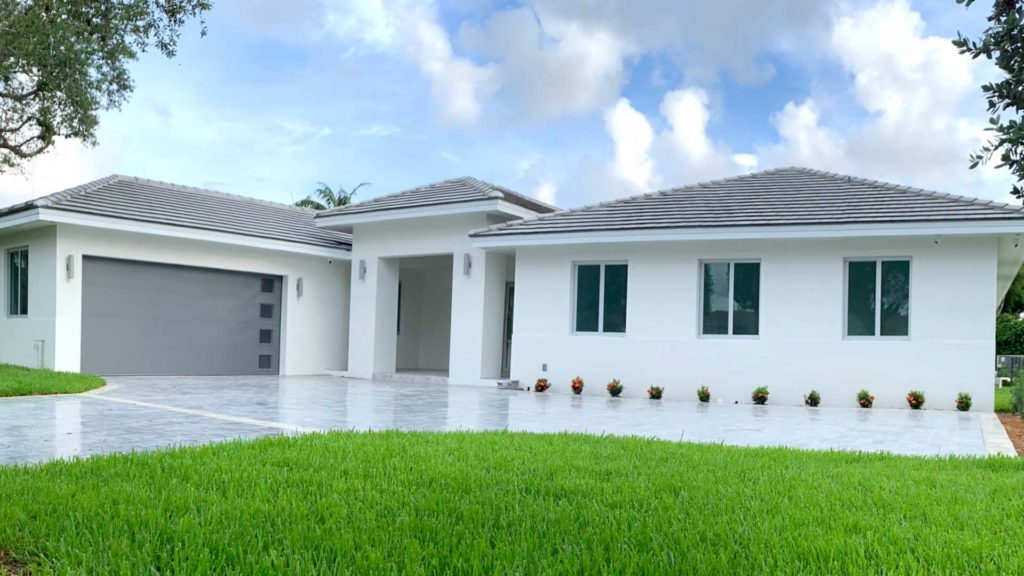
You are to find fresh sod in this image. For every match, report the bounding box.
[1,431,1023,574]
[0,364,104,397]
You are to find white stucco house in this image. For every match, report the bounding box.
[1,167,1023,411]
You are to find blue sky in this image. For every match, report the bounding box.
[0,0,1010,209]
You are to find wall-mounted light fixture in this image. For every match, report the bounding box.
[1015,235,1021,249]
[65,255,75,280]
[463,253,472,276]
[296,277,304,298]
[359,259,367,280]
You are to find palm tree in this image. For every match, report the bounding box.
[295,182,370,210]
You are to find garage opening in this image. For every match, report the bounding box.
[395,255,453,377]
[81,257,283,376]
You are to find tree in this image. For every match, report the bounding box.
[1002,263,1024,315]
[295,182,370,211]
[954,0,1024,199]
[0,0,211,172]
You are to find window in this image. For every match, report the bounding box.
[258,354,272,370]
[7,248,28,317]
[573,262,627,333]
[259,329,273,344]
[260,303,274,319]
[700,260,760,336]
[845,258,910,337]
[260,278,275,293]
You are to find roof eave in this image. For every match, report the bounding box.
[315,199,537,232]
[471,219,1024,249]
[31,207,352,258]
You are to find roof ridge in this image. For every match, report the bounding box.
[475,168,786,235]
[463,176,561,212]
[470,166,1024,237]
[321,176,473,215]
[786,166,1024,214]
[102,175,319,214]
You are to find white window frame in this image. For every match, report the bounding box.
[843,257,912,340]
[6,246,28,318]
[570,260,628,336]
[698,259,761,339]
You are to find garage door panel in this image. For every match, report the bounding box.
[81,257,282,376]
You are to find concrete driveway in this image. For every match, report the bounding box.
[0,375,1011,465]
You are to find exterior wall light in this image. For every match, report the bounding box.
[463,253,472,276]
[359,259,367,280]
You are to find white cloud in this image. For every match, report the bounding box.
[533,180,558,205]
[762,99,845,169]
[462,7,632,119]
[604,98,658,191]
[753,0,1014,201]
[355,124,400,137]
[0,139,105,206]
[322,0,496,125]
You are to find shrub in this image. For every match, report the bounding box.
[647,386,664,400]
[906,390,925,410]
[804,390,821,407]
[997,313,1024,355]
[696,386,710,403]
[857,389,875,409]
[1014,378,1024,414]
[606,379,623,397]
[955,392,972,412]
[751,386,769,405]
[534,378,550,393]
[570,376,584,395]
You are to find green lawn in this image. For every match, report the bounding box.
[996,385,1015,413]
[0,364,105,397]
[1,432,1022,574]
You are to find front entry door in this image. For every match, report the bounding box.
[501,283,514,378]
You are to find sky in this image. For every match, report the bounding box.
[0,0,1014,210]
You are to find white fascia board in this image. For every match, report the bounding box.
[314,199,527,231]
[36,208,352,259]
[0,209,44,231]
[471,220,1024,249]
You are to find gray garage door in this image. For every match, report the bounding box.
[81,257,282,376]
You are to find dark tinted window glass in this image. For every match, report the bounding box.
[19,250,27,315]
[7,251,16,315]
[702,262,729,335]
[603,264,628,333]
[259,329,273,344]
[258,354,272,370]
[575,265,600,332]
[732,263,760,335]
[260,303,274,319]
[847,261,877,336]
[880,260,910,336]
[8,249,27,316]
[261,278,275,293]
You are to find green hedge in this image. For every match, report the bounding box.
[997,314,1024,355]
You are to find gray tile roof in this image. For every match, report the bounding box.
[315,176,557,218]
[0,175,351,250]
[472,167,1024,238]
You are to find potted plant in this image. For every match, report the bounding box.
[751,386,769,405]
[534,378,550,393]
[606,379,624,397]
[804,390,821,407]
[647,386,664,400]
[906,390,925,410]
[570,376,584,395]
[955,392,972,412]
[696,386,710,403]
[857,389,874,409]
